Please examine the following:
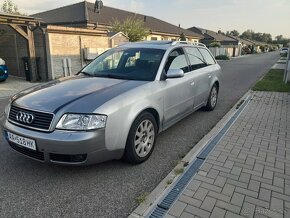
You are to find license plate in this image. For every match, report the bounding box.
[7,132,36,151]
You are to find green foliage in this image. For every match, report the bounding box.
[215,55,230,60]
[179,32,186,41]
[1,0,24,15]
[226,30,239,37]
[174,167,184,175]
[136,192,149,204]
[274,35,290,47]
[240,29,272,44]
[111,16,150,42]
[252,69,290,92]
[209,41,221,48]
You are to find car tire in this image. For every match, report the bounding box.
[124,112,157,164]
[204,84,218,111]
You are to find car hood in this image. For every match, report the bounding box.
[13,76,147,113]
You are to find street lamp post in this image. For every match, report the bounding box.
[94,0,103,13]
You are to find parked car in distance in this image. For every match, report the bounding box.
[0,58,8,82]
[1,41,221,165]
[280,47,289,56]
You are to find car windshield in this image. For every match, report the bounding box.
[81,47,165,81]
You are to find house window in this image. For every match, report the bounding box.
[151,37,158,41]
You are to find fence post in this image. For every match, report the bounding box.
[284,46,290,83]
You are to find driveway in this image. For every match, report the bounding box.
[0,77,40,99]
[0,52,280,218]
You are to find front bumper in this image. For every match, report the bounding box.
[0,116,123,165]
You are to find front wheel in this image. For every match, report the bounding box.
[123,112,157,164]
[204,84,218,111]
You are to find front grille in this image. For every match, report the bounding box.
[9,142,45,161]
[9,105,54,131]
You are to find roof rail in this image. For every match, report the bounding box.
[171,41,206,47]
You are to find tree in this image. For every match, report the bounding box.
[179,32,186,41]
[111,16,150,42]
[226,30,239,37]
[241,30,254,40]
[1,0,24,15]
[275,35,283,41]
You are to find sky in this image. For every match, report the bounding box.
[7,0,290,38]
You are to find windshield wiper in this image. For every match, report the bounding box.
[106,74,129,80]
[79,72,108,78]
[79,71,93,77]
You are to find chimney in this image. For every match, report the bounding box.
[178,24,180,28]
[144,16,147,22]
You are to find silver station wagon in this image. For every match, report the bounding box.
[1,41,221,165]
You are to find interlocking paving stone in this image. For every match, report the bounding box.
[241,202,255,218]
[222,184,235,197]
[207,191,231,203]
[213,176,227,188]
[200,197,217,212]
[180,212,195,218]
[168,201,187,217]
[184,205,210,218]
[164,92,290,218]
[210,207,226,218]
[216,200,241,214]
[193,187,208,201]
[179,195,202,208]
[259,188,271,202]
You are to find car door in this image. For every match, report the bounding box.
[162,48,194,127]
[198,48,218,103]
[184,47,211,108]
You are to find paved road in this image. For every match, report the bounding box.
[0,52,280,218]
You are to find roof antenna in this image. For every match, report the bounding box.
[94,0,103,13]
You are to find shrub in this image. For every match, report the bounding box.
[209,42,221,48]
[215,55,230,60]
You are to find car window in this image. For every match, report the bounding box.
[184,47,207,71]
[198,48,216,65]
[82,48,165,81]
[165,48,189,73]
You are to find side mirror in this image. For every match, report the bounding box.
[166,69,184,79]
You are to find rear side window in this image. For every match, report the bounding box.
[184,47,207,71]
[198,48,216,65]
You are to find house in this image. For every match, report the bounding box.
[188,27,241,57]
[0,14,128,80]
[33,1,203,43]
[226,35,255,55]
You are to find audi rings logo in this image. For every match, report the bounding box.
[16,111,35,124]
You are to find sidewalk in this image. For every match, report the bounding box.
[137,91,290,218]
[0,77,40,99]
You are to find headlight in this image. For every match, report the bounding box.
[56,114,107,130]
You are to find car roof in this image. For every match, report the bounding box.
[118,40,207,50]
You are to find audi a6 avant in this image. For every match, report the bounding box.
[1,41,221,165]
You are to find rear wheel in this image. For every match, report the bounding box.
[204,84,218,111]
[124,112,157,164]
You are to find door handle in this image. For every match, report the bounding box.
[190,81,195,86]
